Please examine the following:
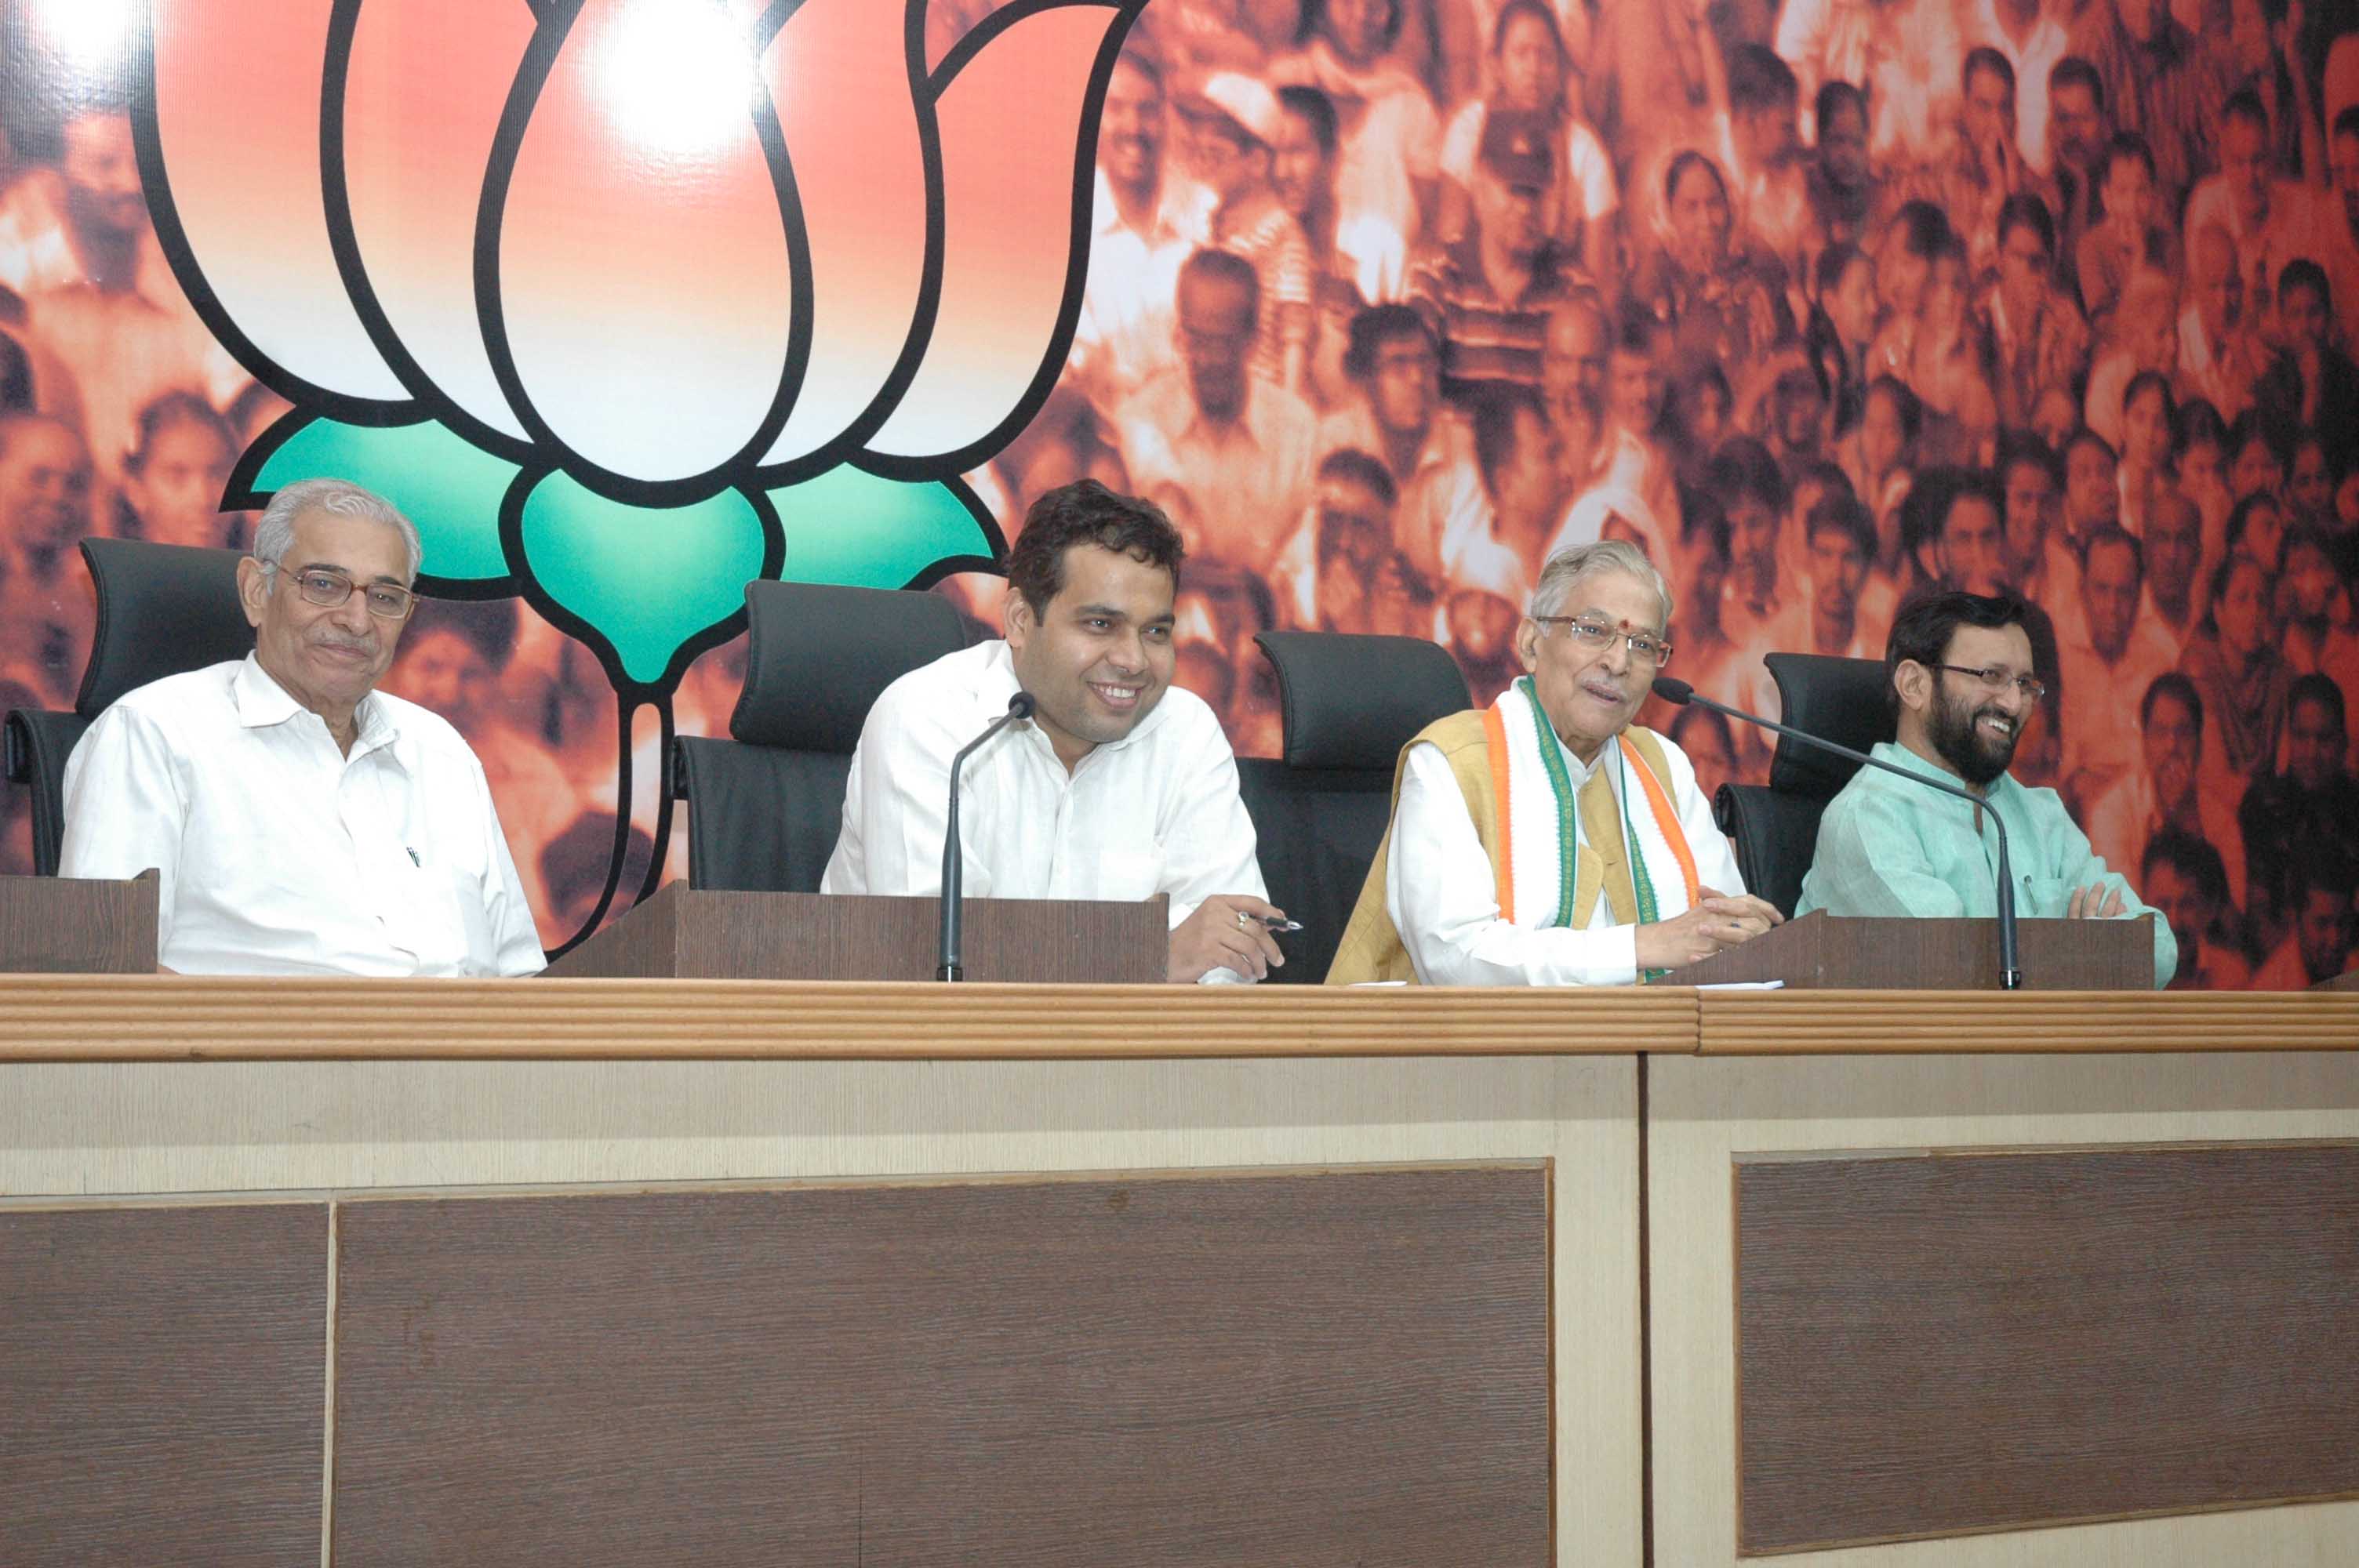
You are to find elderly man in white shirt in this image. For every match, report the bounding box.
[1329,540,1781,985]
[823,479,1281,982]
[60,477,543,977]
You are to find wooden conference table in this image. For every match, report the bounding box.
[3,978,2355,1566]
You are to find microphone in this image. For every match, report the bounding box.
[1652,675,2023,989]
[938,690,1036,982]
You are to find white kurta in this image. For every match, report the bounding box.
[60,655,543,977]
[1385,717,1742,987]
[823,641,1268,980]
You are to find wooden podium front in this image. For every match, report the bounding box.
[547,883,1169,982]
[0,870,157,972]
[1674,909,2156,988]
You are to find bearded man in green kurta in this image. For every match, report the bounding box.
[1798,589,2180,988]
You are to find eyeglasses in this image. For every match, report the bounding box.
[265,562,415,620]
[1532,615,1673,667]
[1936,662,2047,703]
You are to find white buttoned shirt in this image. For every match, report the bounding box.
[822,641,1268,979]
[59,655,544,977]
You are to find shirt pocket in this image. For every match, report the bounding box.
[378,858,480,975]
[2022,875,2077,919]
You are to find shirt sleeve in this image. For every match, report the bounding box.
[2038,797,2181,989]
[1773,0,1832,118]
[0,200,34,296]
[470,756,545,977]
[1157,715,1267,923]
[1565,120,1619,220]
[1432,463,1503,586]
[1155,704,1270,985]
[1399,90,1444,182]
[2183,179,2226,241]
[1439,101,1483,183]
[58,705,187,953]
[820,681,963,899]
[1386,742,1642,985]
[1803,786,1973,916]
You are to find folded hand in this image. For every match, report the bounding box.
[2066,884,2127,920]
[1634,887,1783,972]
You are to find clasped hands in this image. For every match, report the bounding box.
[1634,887,1784,973]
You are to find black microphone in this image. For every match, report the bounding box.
[1652,675,2023,989]
[938,691,1036,982]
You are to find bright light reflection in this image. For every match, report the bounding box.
[25,0,138,77]
[596,2,761,165]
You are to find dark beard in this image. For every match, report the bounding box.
[1927,686,2018,786]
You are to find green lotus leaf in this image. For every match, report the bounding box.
[514,474,772,688]
[765,467,998,588]
[252,416,514,583]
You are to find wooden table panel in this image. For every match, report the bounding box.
[0,1202,327,1566]
[1735,1142,2359,1553]
[331,1167,1553,1567]
[1648,1050,2359,1568]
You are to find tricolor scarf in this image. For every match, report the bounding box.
[1486,677,1702,975]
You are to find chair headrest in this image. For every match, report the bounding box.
[1764,652,1896,797]
[1255,630,1471,771]
[76,538,255,717]
[730,579,969,751]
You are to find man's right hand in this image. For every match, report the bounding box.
[1634,888,1783,972]
[1169,894,1288,982]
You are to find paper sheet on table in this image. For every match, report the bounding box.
[1693,980,1786,990]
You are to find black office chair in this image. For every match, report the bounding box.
[1710,652,1894,917]
[673,579,969,892]
[1238,630,1472,984]
[4,538,253,873]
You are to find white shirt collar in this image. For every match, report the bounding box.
[231,652,401,755]
[976,638,1172,762]
[1974,0,2064,53]
[1091,165,1210,249]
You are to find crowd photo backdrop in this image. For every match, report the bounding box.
[0,0,2353,985]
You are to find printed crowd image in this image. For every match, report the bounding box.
[1,0,2356,986]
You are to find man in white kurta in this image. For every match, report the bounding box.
[59,479,542,977]
[823,480,1280,983]
[1329,541,1779,985]
[1379,683,1747,985]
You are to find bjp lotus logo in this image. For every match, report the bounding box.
[136,0,1138,693]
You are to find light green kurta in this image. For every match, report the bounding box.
[1796,742,2179,989]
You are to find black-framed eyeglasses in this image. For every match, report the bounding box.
[264,562,416,620]
[1936,662,2047,703]
[1532,615,1674,667]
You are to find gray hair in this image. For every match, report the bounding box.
[1529,539,1674,631]
[250,478,423,583]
